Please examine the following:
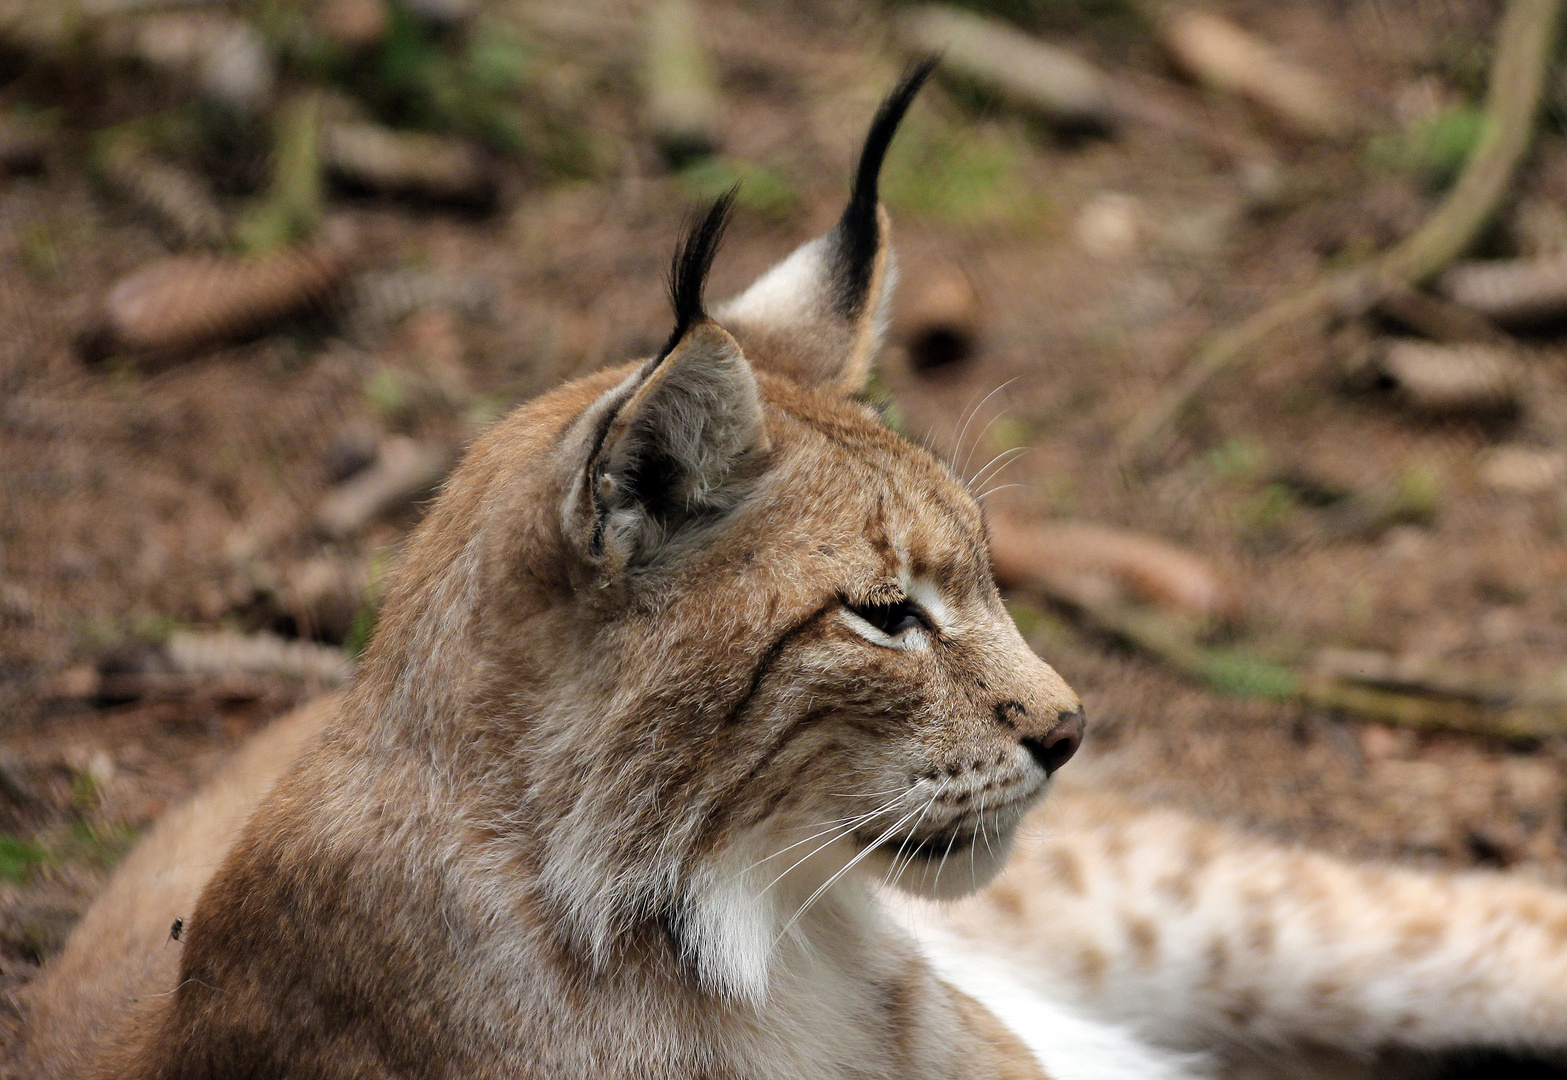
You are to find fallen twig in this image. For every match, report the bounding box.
[1157,8,1352,140]
[324,120,494,206]
[1372,339,1522,415]
[1027,582,1567,739]
[988,511,1235,621]
[315,436,451,538]
[166,629,354,685]
[1373,283,1507,344]
[1122,0,1561,466]
[896,5,1115,131]
[1441,252,1567,324]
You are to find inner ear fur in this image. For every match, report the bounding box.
[715,61,935,397]
[572,320,767,578]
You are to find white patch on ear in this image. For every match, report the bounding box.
[713,208,896,395]
[678,855,781,1006]
[715,236,831,332]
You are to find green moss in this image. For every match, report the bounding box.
[678,157,798,219]
[1239,483,1298,534]
[984,415,1035,455]
[236,94,324,255]
[18,220,68,284]
[344,546,397,659]
[1199,649,1301,699]
[1366,105,1485,189]
[0,835,51,884]
[0,822,137,885]
[882,111,1045,227]
[71,771,99,810]
[1393,462,1442,523]
[364,369,413,420]
[857,369,905,434]
[1008,599,1044,639]
[1205,437,1268,481]
[59,821,138,868]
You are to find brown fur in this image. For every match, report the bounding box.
[21,75,1079,1079]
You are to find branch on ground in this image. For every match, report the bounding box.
[1121,0,1563,468]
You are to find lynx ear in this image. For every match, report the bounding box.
[715,61,935,396]
[567,195,767,577]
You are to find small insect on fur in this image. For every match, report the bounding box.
[169,917,184,943]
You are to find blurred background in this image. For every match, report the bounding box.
[3,0,1567,1034]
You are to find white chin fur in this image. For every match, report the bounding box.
[678,858,780,1007]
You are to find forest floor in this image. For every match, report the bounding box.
[4,0,1567,1041]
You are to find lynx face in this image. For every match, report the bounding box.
[683,400,1085,909]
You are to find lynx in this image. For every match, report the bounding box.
[19,66,1567,1080]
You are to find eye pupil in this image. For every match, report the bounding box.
[853,601,925,636]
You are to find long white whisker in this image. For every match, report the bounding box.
[928,818,963,892]
[978,796,997,860]
[961,405,1018,485]
[756,818,878,895]
[968,791,987,882]
[754,792,911,892]
[953,379,1018,480]
[975,483,1024,503]
[882,789,941,893]
[967,445,1030,494]
[741,812,875,875]
[775,806,923,943]
[949,380,1008,472]
[749,796,904,875]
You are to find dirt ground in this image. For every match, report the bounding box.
[4,0,1567,1044]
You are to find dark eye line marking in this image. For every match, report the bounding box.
[720,598,840,727]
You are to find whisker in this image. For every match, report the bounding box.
[882,789,940,893]
[968,791,987,882]
[948,380,1005,472]
[775,806,923,943]
[756,818,876,894]
[960,405,1018,486]
[952,379,1018,481]
[753,791,911,891]
[967,445,1030,494]
[975,483,1023,503]
[929,821,963,892]
[978,797,997,860]
[742,796,902,876]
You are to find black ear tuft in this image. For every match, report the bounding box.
[663,187,740,358]
[835,57,938,319]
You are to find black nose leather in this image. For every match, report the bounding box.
[1022,708,1084,776]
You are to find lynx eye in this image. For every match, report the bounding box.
[847,599,928,637]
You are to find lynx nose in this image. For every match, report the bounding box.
[1022,708,1084,777]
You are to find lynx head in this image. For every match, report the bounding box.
[359,63,1082,1005]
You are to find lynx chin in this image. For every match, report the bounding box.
[19,64,1567,1080]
